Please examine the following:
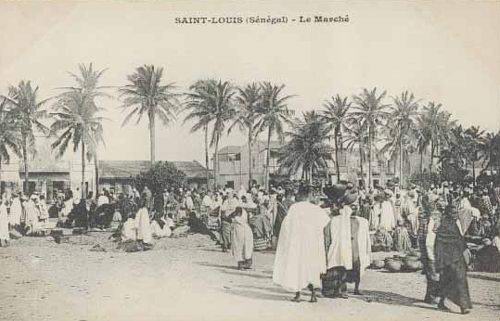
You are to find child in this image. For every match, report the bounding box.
[121,214,137,242]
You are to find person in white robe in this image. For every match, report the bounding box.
[323,197,371,298]
[273,186,330,303]
[24,195,41,235]
[230,206,254,269]
[0,198,10,246]
[135,199,152,245]
[379,191,396,231]
[9,194,23,230]
[37,195,50,228]
[121,216,137,241]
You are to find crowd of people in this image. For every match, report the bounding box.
[0,177,499,315]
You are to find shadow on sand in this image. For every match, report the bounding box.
[468,273,500,282]
[195,262,239,270]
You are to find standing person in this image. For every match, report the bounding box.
[273,194,289,240]
[435,201,472,315]
[0,197,10,246]
[25,194,41,235]
[37,195,50,228]
[418,193,439,304]
[220,193,239,252]
[249,201,272,251]
[322,195,371,298]
[230,206,254,270]
[379,190,396,231]
[135,196,152,248]
[9,193,22,232]
[273,185,330,303]
[142,186,153,212]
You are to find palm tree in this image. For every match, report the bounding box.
[344,119,368,187]
[384,91,420,186]
[1,81,49,194]
[50,91,105,199]
[254,82,293,191]
[0,98,22,184]
[228,83,262,188]
[464,126,485,186]
[185,79,235,189]
[183,80,217,188]
[119,65,180,165]
[279,111,332,183]
[351,88,390,188]
[321,94,351,183]
[480,131,500,174]
[53,63,108,198]
[418,102,455,173]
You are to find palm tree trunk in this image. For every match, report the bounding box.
[334,129,341,183]
[359,147,364,187]
[0,156,2,191]
[309,166,313,185]
[399,139,403,186]
[429,141,434,173]
[420,151,423,175]
[248,128,253,190]
[149,111,156,165]
[22,136,29,194]
[472,160,476,186]
[368,127,372,188]
[214,133,220,190]
[94,152,99,199]
[265,127,272,192]
[81,141,86,199]
[204,125,209,189]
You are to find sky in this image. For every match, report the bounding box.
[0,1,499,164]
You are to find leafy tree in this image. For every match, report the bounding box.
[321,94,351,183]
[229,83,262,188]
[351,87,390,188]
[344,118,368,187]
[120,65,180,164]
[254,82,294,191]
[50,64,107,198]
[279,111,332,183]
[463,126,485,186]
[382,91,419,187]
[134,161,186,195]
[1,81,49,193]
[0,98,22,183]
[185,79,235,189]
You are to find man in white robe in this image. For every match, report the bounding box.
[9,194,23,230]
[323,197,371,298]
[273,186,330,303]
[0,198,10,246]
[379,191,396,231]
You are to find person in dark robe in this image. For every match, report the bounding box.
[435,201,472,315]
[418,193,442,304]
[249,202,272,251]
[273,194,289,239]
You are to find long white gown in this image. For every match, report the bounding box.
[0,202,10,242]
[135,207,152,244]
[273,201,330,292]
[231,209,253,262]
[9,197,22,227]
[379,200,396,231]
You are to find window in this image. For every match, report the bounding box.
[226,181,234,189]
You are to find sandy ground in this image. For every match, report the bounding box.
[0,231,498,321]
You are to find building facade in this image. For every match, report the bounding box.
[215,141,429,188]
